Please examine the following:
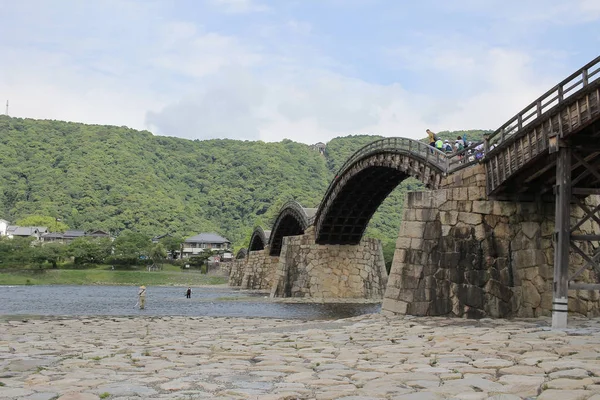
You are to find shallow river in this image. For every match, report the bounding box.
[0,285,381,320]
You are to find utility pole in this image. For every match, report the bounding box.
[5,100,8,115]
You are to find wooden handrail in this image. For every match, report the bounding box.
[484,56,600,151]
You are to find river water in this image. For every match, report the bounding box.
[0,285,381,320]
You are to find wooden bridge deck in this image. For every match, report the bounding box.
[483,56,600,198]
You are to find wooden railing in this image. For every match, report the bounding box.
[332,137,449,178]
[484,56,600,154]
[314,137,448,222]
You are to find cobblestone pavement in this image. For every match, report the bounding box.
[1,314,600,399]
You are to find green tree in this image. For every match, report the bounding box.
[112,231,151,264]
[68,237,111,265]
[0,236,34,267]
[15,215,69,232]
[149,243,167,269]
[159,235,184,259]
[32,242,66,268]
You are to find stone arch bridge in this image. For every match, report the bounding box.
[230,55,600,325]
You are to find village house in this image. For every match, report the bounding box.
[0,219,9,236]
[41,230,111,244]
[180,232,231,259]
[6,226,49,240]
[151,233,171,244]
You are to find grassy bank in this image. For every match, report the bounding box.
[0,269,228,286]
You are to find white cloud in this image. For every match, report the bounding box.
[207,0,269,13]
[146,67,267,140]
[152,30,262,79]
[1,0,597,147]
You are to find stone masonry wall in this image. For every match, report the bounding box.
[228,258,246,286]
[382,164,600,318]
[239,249,279,290]
[271,227,388,299]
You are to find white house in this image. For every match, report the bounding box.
[6,226,49,240]
[0,219,8,236]
[181,232,231,258]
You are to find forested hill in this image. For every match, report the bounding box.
[0,115,487,248]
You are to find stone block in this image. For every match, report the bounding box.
[473,224,488,241]
[521,280,541,308]
[433,189,449,204]
[568,297,588,316]
[465,270,489,287]
[472,200,493,214]
[492,201,517,216]
[407,191,434,208]
[485,279,513,303]
[439,200,457,211]
[416,208,438,222]
[409,301,430,315]
[513,249,546,269]
[484,293,512,317]
[395,236,411,249]
[454,188,469,201]
[410,238,424,249]
[401,221,427,238]
[423,221,442,240]
[457,201,472,212]
[468,186,486,200]
[381,298,408,315]
[458,284,485,309]
[440,210,459,225]
[458,212,483,225]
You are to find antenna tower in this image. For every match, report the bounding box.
[5,100,8,115]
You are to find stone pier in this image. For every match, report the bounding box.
[271,227,388,299]
[382,164,600,318]
[229,248,279,290]
[228,257,246,286]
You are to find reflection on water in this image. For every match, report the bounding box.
[0,285,381,320]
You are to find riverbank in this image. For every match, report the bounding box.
[1,315,600,399]
[0,269,227,286]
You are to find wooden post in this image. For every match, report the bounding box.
[552,144,571,329]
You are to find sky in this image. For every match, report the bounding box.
[0,0,599,144]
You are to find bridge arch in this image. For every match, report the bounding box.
[248,226,271,252]
[314,137,447,245]
[269,200,317,256]
[235,248,248,260]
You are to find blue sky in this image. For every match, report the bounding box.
[0,0,598,144]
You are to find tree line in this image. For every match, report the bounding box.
[0,115,488,269]
[0,231,190,269]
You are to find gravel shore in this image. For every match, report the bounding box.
[1,314,600,399]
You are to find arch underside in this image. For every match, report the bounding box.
[269,211,306,256]
[315,152,443,245]
[249,227,270,252]
[316,166,409,244]
[235,248,248,259]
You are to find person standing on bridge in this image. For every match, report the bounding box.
[426,129,436,149]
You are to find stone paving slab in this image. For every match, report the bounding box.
[1,315,600,399]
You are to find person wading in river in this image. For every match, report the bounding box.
[138,285,146,309]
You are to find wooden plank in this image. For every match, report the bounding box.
[552,145,571,328]
[571,197,600,230]
[585,92,591,124]
[573,152,600,183]
[576,98,582,128]
[527,130,533,162]
[508,145,514,176]
[571,234,600,241]
[569,283,600,290]
[572,188,600,195]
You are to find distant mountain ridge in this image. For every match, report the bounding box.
[0,115,488,254]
